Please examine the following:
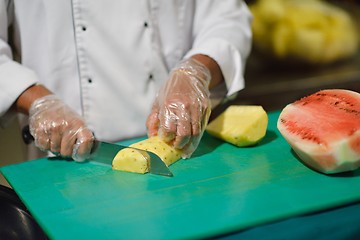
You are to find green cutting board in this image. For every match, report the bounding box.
[2,111,360,240]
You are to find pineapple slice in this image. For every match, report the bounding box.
[206,105,268,147]
[112,136,182,174]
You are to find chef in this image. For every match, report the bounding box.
[0,1,252,161]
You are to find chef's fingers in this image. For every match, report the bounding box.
[60,129,77,158]
[191,104,201,136]
[180,98,211,158]
[49,124,62,154]
[189,100,211,138]
[146,103,160,138]
[33,129,50,152]
[72,127,94,162]
[31,120,53,152]
[180,107,201,155]
[158,104,178,143]
[173,104,192,149]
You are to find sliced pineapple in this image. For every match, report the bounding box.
[112,136,182,174]
[206,105,268,147]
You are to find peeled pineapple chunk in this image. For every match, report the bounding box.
[112,136,182,174]
[206,105,268,147]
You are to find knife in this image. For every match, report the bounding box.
[22,126,173,177]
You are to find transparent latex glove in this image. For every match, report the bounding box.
[146,58,212,158]
[29,95,94,162]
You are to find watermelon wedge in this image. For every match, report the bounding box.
[277,89,360,174]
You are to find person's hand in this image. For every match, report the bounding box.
[147,58,212,158]
[29,95,94,162]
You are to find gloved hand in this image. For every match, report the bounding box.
[29,95,94,162]
[146,58,212,158]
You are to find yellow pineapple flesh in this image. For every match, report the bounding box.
[206,105,268,147]
[112,136,182,174]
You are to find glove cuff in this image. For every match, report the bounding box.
[174,58,212,88]
[29,95,61,116]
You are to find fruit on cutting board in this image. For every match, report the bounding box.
[249,0,359,64]
[112,136,182,174]
[206,105,268,147]
[277,89,360,174]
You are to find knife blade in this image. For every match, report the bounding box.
[90,140,173,177]
[22,126,173,177]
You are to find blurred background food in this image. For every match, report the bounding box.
[248,0,359,65]
[209,0,360,117]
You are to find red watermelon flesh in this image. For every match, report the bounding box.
[277,89,360,174]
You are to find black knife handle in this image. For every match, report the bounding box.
[22,125,34,145]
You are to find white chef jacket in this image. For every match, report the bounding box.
[0,0,252,142]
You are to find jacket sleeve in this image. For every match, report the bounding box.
[184,0,253,100]
[0,1,38,127]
